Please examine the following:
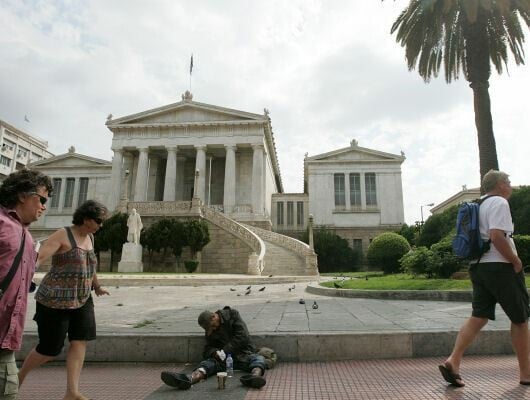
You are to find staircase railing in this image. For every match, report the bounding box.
[202,206,265,274]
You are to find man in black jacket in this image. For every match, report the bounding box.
[161,306,267,390]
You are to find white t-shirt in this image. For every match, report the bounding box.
[477,195,517,263]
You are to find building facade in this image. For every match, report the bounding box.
[304,139,405,253]
[105,91,282,228]
[0,119,54,182]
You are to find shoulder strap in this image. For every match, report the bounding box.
[89,233,94,248]
[64,226,78,248]
[0,231,26,296]
[478,194,500,204]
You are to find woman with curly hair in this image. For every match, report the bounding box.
[18,200,110,400]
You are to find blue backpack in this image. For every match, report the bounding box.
[452,195,497,260]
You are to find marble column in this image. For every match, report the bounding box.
[72,177,81,209]
[163,146,178,201]
[134,147,149,201]
[223,145,236,213]
[109,148,123,211]
[251,144,264,215]
[194,145,206,201]
[57,177,67,213]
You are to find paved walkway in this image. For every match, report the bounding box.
[17,356,530,399]
[26,274,510,336]
[18,274,524,399]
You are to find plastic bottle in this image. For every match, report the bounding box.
[226,353,234,377]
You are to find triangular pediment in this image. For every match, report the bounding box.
[107,100,266,126]
[29,153,111,168]
[307,144,404,163]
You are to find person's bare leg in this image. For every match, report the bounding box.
[63,340,88,400]
[511,321,530,383]
[443,316,488,384]
[18,348,55,386]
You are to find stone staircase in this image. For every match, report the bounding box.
[260,239,307,276]
[243,224,318,276]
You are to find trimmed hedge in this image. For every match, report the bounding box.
[367,232,411,274]
[514,235,530,267]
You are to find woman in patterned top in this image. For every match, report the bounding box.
[18,200,110,400]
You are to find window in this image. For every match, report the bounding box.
[276,202,284,226]
[296,201,304,226]
[0,156,11,167]
[353,239,363,251]
[1,140,14,152]
[17,147,28,159]
[287,201,294,225]
[63,178,75,208]
[365,173,377,206]
[349,173,361,206]
[78,178,89,205]
[334,173,345,206]
[51,178,62,208]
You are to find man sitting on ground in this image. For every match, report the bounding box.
[161,306,267,390]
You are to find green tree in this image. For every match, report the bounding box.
[390,0,530,180]
[396,223,417,246]
[185,219,210,259]
[94,212,128,271]
[510,186,530,235]
[367,232,411,274]
[141,218,185,266]
[417,205,458,248]
[300,228,361,273]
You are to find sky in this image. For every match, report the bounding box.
[1,0,528,224]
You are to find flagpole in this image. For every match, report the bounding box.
[189,53,193,92]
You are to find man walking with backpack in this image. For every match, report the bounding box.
[439,170,530,387]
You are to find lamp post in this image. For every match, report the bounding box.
[420,203,435,228]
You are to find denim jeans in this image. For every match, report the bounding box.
[196,353,266,377]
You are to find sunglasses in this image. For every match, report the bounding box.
[93,217,104,225]
[30,192,48,205]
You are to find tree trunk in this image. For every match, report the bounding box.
[469,81,499,182]
[464,10,499,187]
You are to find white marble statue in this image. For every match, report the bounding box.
[127,208,143,244]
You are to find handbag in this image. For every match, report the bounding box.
[0,231,26,300]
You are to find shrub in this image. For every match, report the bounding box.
[184,260,199,273]
[417,205,458,248]
[428,234,465,278]
[514,235,530,268]
[396,223,417,246]
[510,186,530,235]
[300,228,361,273]
[184,219,210,259]
[367,232,411,274]
[94,212,128,271]
[400,246,432,276]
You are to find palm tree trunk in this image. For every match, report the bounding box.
[469,81,499,182]
[464,11,499,186]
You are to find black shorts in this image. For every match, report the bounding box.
[470,262,530,324]
[33,297,96,357]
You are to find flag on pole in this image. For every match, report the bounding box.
[190,54,194,75]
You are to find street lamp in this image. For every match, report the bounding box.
[420,203,435,227]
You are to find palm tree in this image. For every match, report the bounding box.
[390,0,530,181]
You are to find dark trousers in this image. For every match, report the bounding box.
[196,353,266,377]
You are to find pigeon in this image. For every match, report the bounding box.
[299,299,305,304]
[292,284,296,290]
[246,285,252,290]
[230,288,236,291]
[365,276,369,281]
[288,287,292,292]
[237,294,241,296]
[259,287,266,292]
[245,289,251,295]
[312,301,318,309]
[333,282,342,289]
[268,274,273,277]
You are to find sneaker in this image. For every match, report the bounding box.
[161,371,192,390]
[240,374,266,389]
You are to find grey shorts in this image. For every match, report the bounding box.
[0,349,18,400]
[470,262,530,323]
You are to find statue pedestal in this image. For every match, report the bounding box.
[118,243,144,272]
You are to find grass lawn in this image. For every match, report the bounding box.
[320,272,530,290]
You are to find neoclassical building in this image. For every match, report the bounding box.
[106,91,282,228]
[29,92,406,274]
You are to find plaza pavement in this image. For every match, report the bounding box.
[16,273,525,399]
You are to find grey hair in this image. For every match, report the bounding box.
[481,170,509,193]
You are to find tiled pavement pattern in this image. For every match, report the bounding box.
[17,356,530,400]
[23,284,510,335]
